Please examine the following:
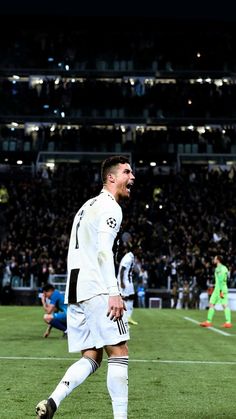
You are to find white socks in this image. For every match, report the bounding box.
[126,299,134,318]
[49,354,128,418]
[107,356,128,419]
[50,356,99,408]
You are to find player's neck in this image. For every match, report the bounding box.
[103,185,118,202]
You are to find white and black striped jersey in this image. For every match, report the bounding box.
[64,189,122,304]
[117,251,135,297]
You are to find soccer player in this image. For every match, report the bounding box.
[117,244,138,325]
[35,155,135,419]
[200,255,232,328]
[41,283,67,338]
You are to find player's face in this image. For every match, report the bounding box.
[114,163,135,200]
[43,290,52,298]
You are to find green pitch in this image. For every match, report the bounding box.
[1,306,236,418]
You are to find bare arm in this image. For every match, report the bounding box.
[41,295,55,315]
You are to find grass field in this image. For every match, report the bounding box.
[1,306,236,418]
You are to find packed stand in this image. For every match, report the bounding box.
[1,17,236,72]
[0,163,235,304]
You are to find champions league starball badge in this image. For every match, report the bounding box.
[106,217,117,228]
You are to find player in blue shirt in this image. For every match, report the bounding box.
[41,283,67,338]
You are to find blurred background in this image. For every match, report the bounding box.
[0,9,236,310]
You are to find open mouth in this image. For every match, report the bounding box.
[126,182,134,191]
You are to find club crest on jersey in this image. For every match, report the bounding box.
[106,217,117,228]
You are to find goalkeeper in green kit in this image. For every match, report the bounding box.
[200,255,232,328]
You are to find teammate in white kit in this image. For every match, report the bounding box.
[36,155,135,419]
[117,246,138,325]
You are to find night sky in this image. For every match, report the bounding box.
[0,0,235,21]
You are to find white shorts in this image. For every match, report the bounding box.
[67,294,130,352]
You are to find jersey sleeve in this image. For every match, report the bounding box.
[49,291,58,306]
[97,205,122,237]
[120,252,133,269]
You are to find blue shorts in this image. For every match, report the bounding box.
[53,311,67,322]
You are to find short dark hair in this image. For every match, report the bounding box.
[101,155,130,184]
[216,255,223,263]
[42,283,55,292]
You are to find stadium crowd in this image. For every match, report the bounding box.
[0,17,236,305]
[2,78,236,119]
[0,124,235,159]
[0,162,235,300]
[1,17,236,72]
[1,17,236,163]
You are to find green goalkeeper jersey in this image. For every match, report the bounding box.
[214,263,229,293]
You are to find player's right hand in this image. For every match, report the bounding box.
[220,291,224,298]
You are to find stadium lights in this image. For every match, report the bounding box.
[16,160,23,165]
[150,162,156,166]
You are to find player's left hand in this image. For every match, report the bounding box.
[220,291,224,298]
[107,295,126,321]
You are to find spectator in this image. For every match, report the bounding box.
[171,280,179,309]
[181,280,190,309]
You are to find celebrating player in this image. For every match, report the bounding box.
[36,155,135,419]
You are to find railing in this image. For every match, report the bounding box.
[49,274,67,294]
